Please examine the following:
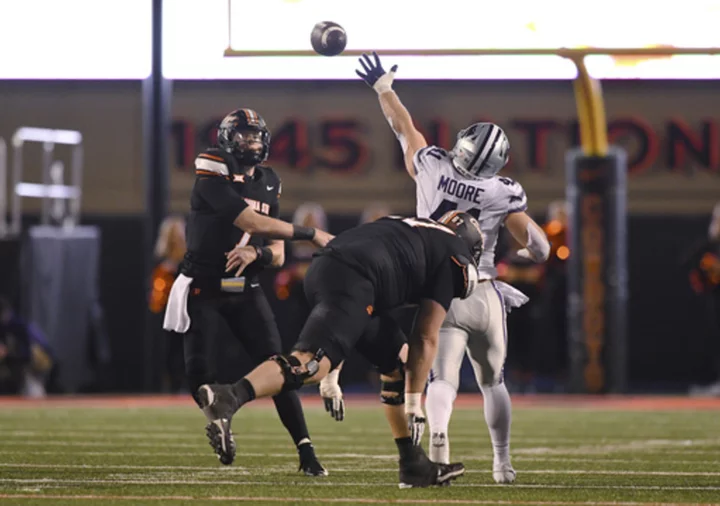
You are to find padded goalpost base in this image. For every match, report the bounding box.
[566,147,628,394]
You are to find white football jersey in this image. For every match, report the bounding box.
[413,146,527,280]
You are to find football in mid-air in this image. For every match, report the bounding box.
[310,21,347,56]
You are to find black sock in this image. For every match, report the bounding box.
[395,437,416,461]
[272,390,310,446]
[231,378,256,406]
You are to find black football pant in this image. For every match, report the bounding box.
[294,255,407,374]
[184,285,310,446]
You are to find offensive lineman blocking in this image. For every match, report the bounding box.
[355,52,551,483]
[196,213,484,488]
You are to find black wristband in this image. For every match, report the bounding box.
[254,246,273,266]
[292,225,316,241]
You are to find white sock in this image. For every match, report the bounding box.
[425,380,457,464]
[479,382,512,466]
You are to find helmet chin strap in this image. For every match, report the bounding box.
[233,147,264,172]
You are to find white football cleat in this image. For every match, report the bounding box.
[493,461,516,484]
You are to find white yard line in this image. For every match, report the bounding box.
[0,493,714,505]
[8,430,710,445]
[2,448,720,462]
[2,463,720,477]
[514,439,720,455]
[1,478,720,491]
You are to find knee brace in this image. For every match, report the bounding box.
[271,349,325,393]
[380,375,405,406]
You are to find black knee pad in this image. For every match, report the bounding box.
[271,349,326,393]
[380,375,405,406]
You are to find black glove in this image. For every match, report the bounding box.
[355,51,398,91]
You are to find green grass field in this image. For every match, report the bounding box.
[0,395,719,505]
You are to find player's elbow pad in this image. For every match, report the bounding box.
[526,222,550,262]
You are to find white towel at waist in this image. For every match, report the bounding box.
[163,273,193,333]
[493,280,530,314]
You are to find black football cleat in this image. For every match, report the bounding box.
[197,384,239,466]
[205,420,236,465]
[398,446,465,488]
[435,462,466,486]
[298,441,328,476]
[299,455,329,476]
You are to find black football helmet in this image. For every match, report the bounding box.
[217,108,271,167]
[438,211,484,266]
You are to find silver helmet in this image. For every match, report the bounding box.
[450,122,510,179]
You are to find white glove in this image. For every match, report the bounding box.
[319,368,345,421]
[405,393,426,446]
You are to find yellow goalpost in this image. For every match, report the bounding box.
[224,46,719,157]
[223,41,719,392]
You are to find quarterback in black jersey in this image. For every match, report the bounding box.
[197,211,484,488]
[163,108,332,475]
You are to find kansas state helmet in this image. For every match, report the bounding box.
[450,122,510,179]
[217,108,271,167]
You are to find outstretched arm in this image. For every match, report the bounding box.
[233,207,333,248]
[356,52,427,180]
[194,175,334,248]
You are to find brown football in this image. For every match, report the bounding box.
[310,21,347,57]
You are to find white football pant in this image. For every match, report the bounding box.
[425,280,515,483]
[430,280,507,391]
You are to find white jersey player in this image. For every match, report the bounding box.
[355,52,551,484]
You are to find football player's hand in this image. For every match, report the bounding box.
[319,368,345,421]
[312,229,334,248]
[355,51,397,94]
[225,245,258,276]
[405,393,426,446]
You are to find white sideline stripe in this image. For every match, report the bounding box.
[0,450,400,458]
[514,438,720,455]
[0,440,398,451]
[0,450,211,457]
[8,430,705,445]
[1,463,720,477]
[3,449,720,462]
[0,441,210,449]
[324,469,720,476]
[0,493,711,506]
[1,479,720,491]
[5,438,720,457]
[0,463,252,471]
[7,432,720,446]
